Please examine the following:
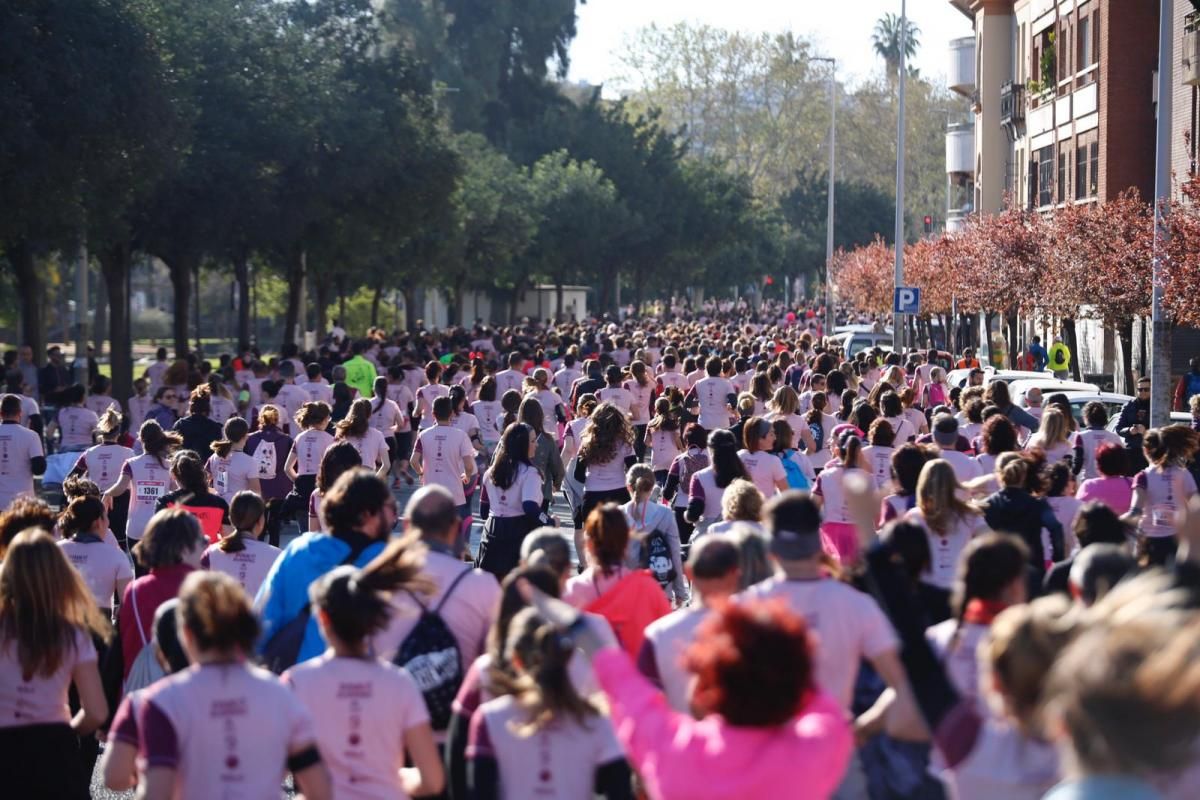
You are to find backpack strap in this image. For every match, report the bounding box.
[130,582,148,649]
[433,567,474,615]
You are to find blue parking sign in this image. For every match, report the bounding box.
[894,287,920,315]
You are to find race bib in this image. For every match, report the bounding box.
[137,481,166,502]
[215,469,229,495]
[1151,503,1178,530]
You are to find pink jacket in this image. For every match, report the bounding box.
[592,648,853,800]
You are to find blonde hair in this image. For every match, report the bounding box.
[984,594,1077,736]
[769,385,800,416]
[1035,407,1070,447]
[995,451,1028,488]
[916,459,977,535]
[257,404,281,429]
[625,463,656,499]
[721,478,764,522]
[95,407,123,438]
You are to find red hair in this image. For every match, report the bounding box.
[684,599,814,726]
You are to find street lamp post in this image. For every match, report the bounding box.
[893,0,908,354]
[1150,0,1172,426]
[813,57,837,339]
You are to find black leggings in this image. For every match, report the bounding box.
[675,506,696,546]
[0,723,90,800]
[634,424,648,461]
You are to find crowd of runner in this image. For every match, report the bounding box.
[2,300,1200,799]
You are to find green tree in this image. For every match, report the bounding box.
[872,13,921,78]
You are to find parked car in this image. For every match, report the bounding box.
[1017,391,1133,427]
[834,329,895,358]
[1006,379,1101,403]
[946,367,1055,389]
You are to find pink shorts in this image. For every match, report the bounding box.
[820,521,859,564]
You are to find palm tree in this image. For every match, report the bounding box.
[872,13,921,78]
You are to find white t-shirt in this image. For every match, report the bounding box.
[472,401,503,444]
[122,453,175,541]
[293,429,335,476]
[529,389,562,434]
[209,395,237,425]
[597,386,635,418]
[862,444,895,490]
[0,627,95,727]
[467,695,624,799]
[368,398,405,437]
[84,395,119,418]
[126,394,151,431]
[483,463,543,517]
[813,465,866,524]
[414,385,449,430]
[386,384,416,434]
[205,451,257,503]
[1076,428,1123,479]
[284,655,430,800]
[583,442,633,492]
[1133,465,1198,538]
[738,448,786,498]
[202,538,281,599]
[493,369,525,399]
[58,406,99,450]
[742,577,898,709]
[59,537,134,608]
[341,428,390,471]
[298,381,334,405]
[451,412,480,441]
[138,663,316,798]
[658,370,688,393]
[414,425,475,505]
[693,376,735,430]
[905,507,983,589]
[275,384,310,434]
[643,606,710,712]
[939,448,985,484]
[686,468,725,522]
[554,367,582,396]
[0,422,43,509]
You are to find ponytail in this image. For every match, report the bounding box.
[96,408,123,439]
[211,417,250,458]
[139,420,183,468]
[295,401,332,431]
[501,607,598,734]
[335,398,372,439]
[220,491,265,554]
[257,404,280,430]
[839,433,862,468]
[805,391,827,426]
[372,376,388,415]
[309,532,430,649]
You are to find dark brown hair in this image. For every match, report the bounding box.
[133,508,206,569]
[177,571,258,656]
[584,503,630,577]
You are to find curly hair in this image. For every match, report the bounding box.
[577,403,634,468]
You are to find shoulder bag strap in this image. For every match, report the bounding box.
[434,567,474,614]
[130,583,149,648]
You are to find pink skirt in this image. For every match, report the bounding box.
[820,521,859,564]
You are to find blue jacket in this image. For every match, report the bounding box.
[254,531,386,664]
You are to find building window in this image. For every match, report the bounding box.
[1037,146,1054,207]
[1078,14,1092,70]
[1075,141,1088,199]
[1089,140,1099,196]
[1057,146,1068,203]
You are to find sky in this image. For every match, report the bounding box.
[567,0,974,91]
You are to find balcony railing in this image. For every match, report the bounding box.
[1000,81,1025,141]
[948,36,976,97]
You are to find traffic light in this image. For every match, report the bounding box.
[923,215,933,234]
[765,275,774,286]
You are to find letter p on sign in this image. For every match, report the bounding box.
[894,287,920,315]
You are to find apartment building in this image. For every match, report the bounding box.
[947,0,1159,219]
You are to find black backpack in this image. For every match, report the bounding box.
[393,568,473,730]
[639,528,676,588]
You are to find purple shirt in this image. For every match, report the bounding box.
[245,426,295,501]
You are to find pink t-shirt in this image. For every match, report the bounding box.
[293,429,335,476]
[84,395,119,418]
[482,464,542,517]
[122,453,175,541]
[1075,475,1133,516]
[1076,428,1124,479]
[58,406,99,450]
[583,442,633,492]
[738,449,786,499]
[686,468,725,522]
[554,367,581,396]
[814,465,867,525]
[0,627,96,728]
[284,655,430,800]
[940,449,985,484]
[202,538,281,600]
[341,428,390,472]
[414,425,475,505]
[138,663,315,796]
[467,694,623,798]
[624,380,654,424]
[648,427,681,470]
[862,445,895,490]
[531,389,562,434]
[209,395,237,425]
[0,422,44,509]
[205,450,257,503]
[493,369,524,399]
[742,577,898,709]
[298,381,334,405]
[59,537,134,608]
[642,606,711,712]
[658,370,688,393]
[127,394,153,432]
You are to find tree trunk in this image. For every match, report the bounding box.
[94,272,107,359]
[1061,317,1082,381]
[370,279,384,328]
[99,243,133,406]
[10,241,47,366]
[283,249,306,349]
[555,280,565,321]
[1118,318,1135,394]
[234,254,251,351]
[336,275,346,325]
[166,255,194,358]
[1005,312,1020,369]
[403,285,418,333]
[314,271,330,342]
[508,279,527,326]
[193,262,203,356]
